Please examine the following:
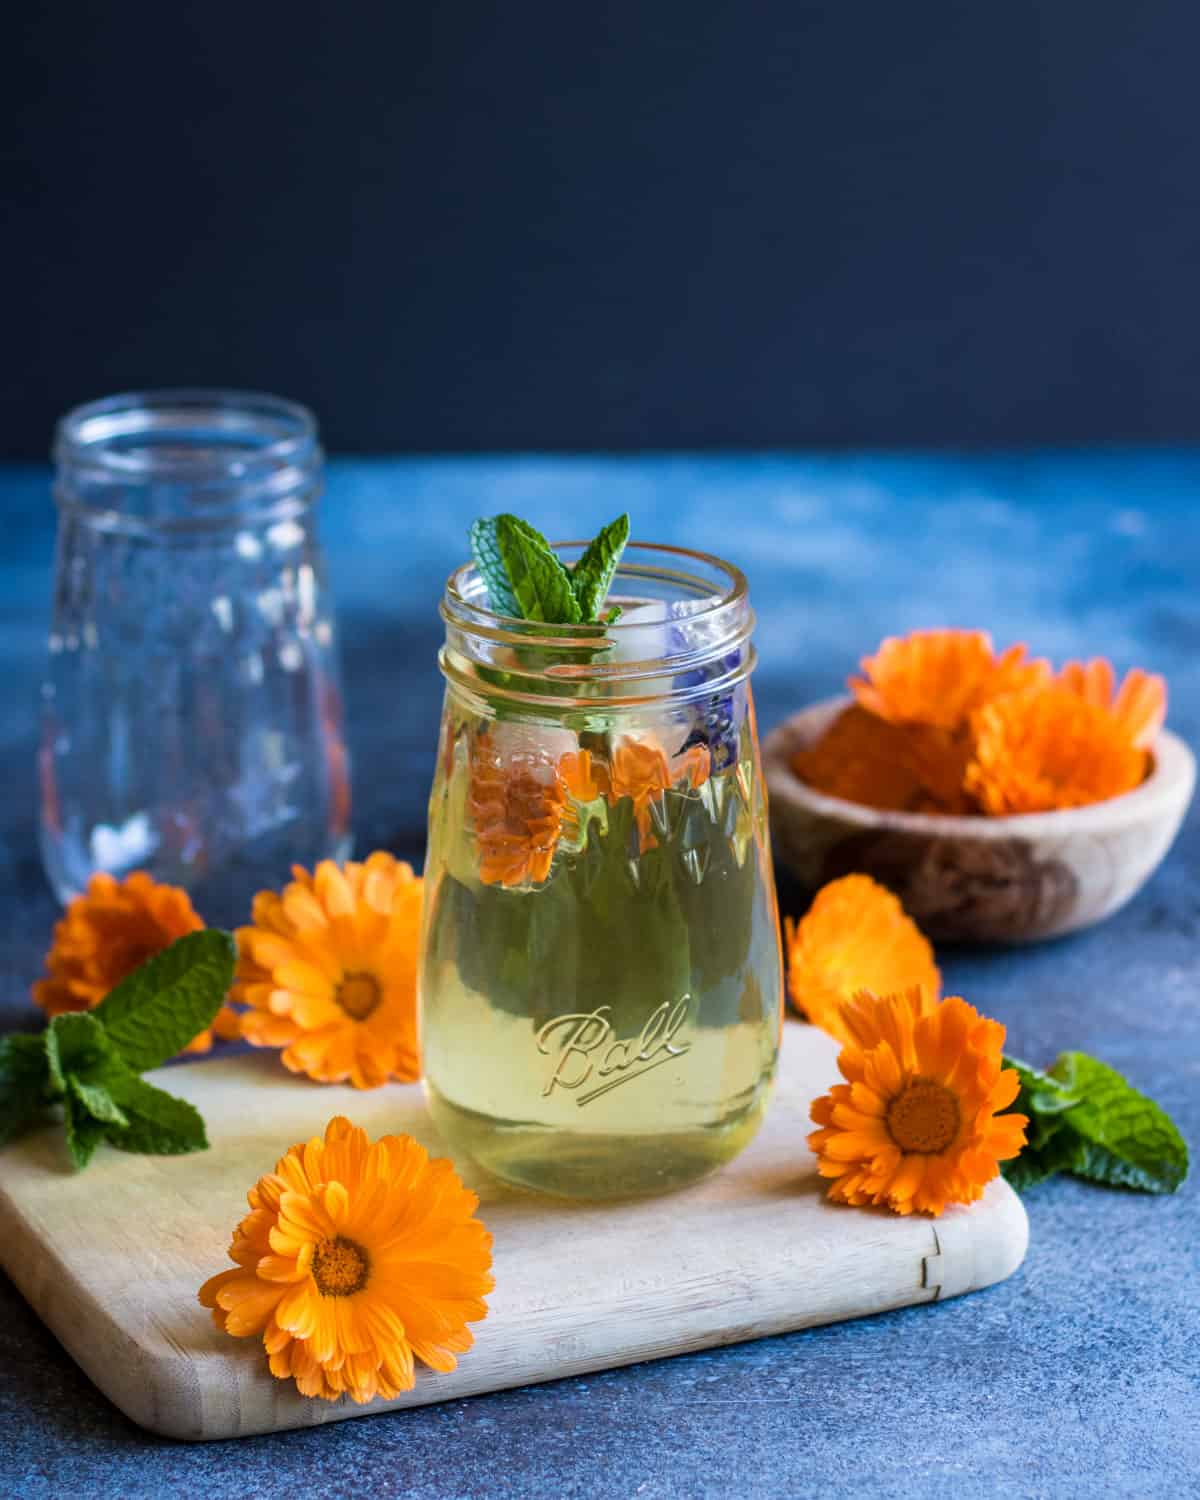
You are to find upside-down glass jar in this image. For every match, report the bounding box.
[419,542,783,1199]
[40,390,351,923]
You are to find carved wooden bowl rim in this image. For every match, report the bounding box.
[763,696,1196,840]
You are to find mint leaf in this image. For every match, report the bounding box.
[46,1014,132,1167]
[1005,1055,1082,1116]
[67,1074,129,1129]
[64,1094,107,1170]
[1002,1129,1083,1191]
[0,1033,51,1146]
[1001,1052,1086,1191]
[1049,1052,1188,1194]
[1001,1100,1084,1190]
[45,1011,117,1095]
[104,1073,208,1156]
[570,513,630,622]
[494,515,583,624]
[469,516,521,618]
[0,1031,48,1074]
[93,929,236,1071]
[1001,1049,1188,1195]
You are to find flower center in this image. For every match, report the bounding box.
[336,971,381,1021]
[886,1078,961,1154]
[312,1235,370,1296]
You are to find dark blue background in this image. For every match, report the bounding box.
[7,3,1200,456]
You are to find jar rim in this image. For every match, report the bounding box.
[444,539,748,639]
[440,540,755,708]
[53,389,321,534]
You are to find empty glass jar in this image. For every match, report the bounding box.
[40,390,351,923]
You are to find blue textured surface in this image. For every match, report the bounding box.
[1,454,1197,1498]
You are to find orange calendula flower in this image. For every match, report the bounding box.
[556,746,609,841]
[808,987,1028,1216]
[1057,658,1167,751]
[790,706,971,814]
[966,687,1148,815]
[32,870,237,1053]
[785,875,940,1043]
[851,629,1049,731]
[199,1115,493,1404]
[608,735,711,848]
[609,736,671,808]
[557,747,608,804]
[791,705,925,812]
[902,724,976,814]
[673,741,713,792]
[469,732,711,881]
[469,734,567,888]
[234,853,423,1089]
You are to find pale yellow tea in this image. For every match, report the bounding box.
[422,728,781,1197]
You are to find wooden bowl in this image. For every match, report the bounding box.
[763,697,1195,944]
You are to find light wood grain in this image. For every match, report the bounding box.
[0,1027,1027,1441]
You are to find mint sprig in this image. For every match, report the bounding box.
[469,512,630,625]
[0,1032,52,1146]
[0,929,235,1170]
[1002,1051,1188,1195]
[103,1072,208,1156]
[469,517,522,618]
[495,515,583,624]
[570,513,631,623]
[94,930,236,1071]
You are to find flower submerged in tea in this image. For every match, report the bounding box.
[469,735,568,889]
[467,729,714,886]
[608,735,711,850]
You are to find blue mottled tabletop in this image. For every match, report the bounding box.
[1,454,1197,1499]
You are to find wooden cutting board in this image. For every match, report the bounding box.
[0,1026,1027,1442]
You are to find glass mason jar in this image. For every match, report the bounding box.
[420,542,783,1199]
[40,390,351,924]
